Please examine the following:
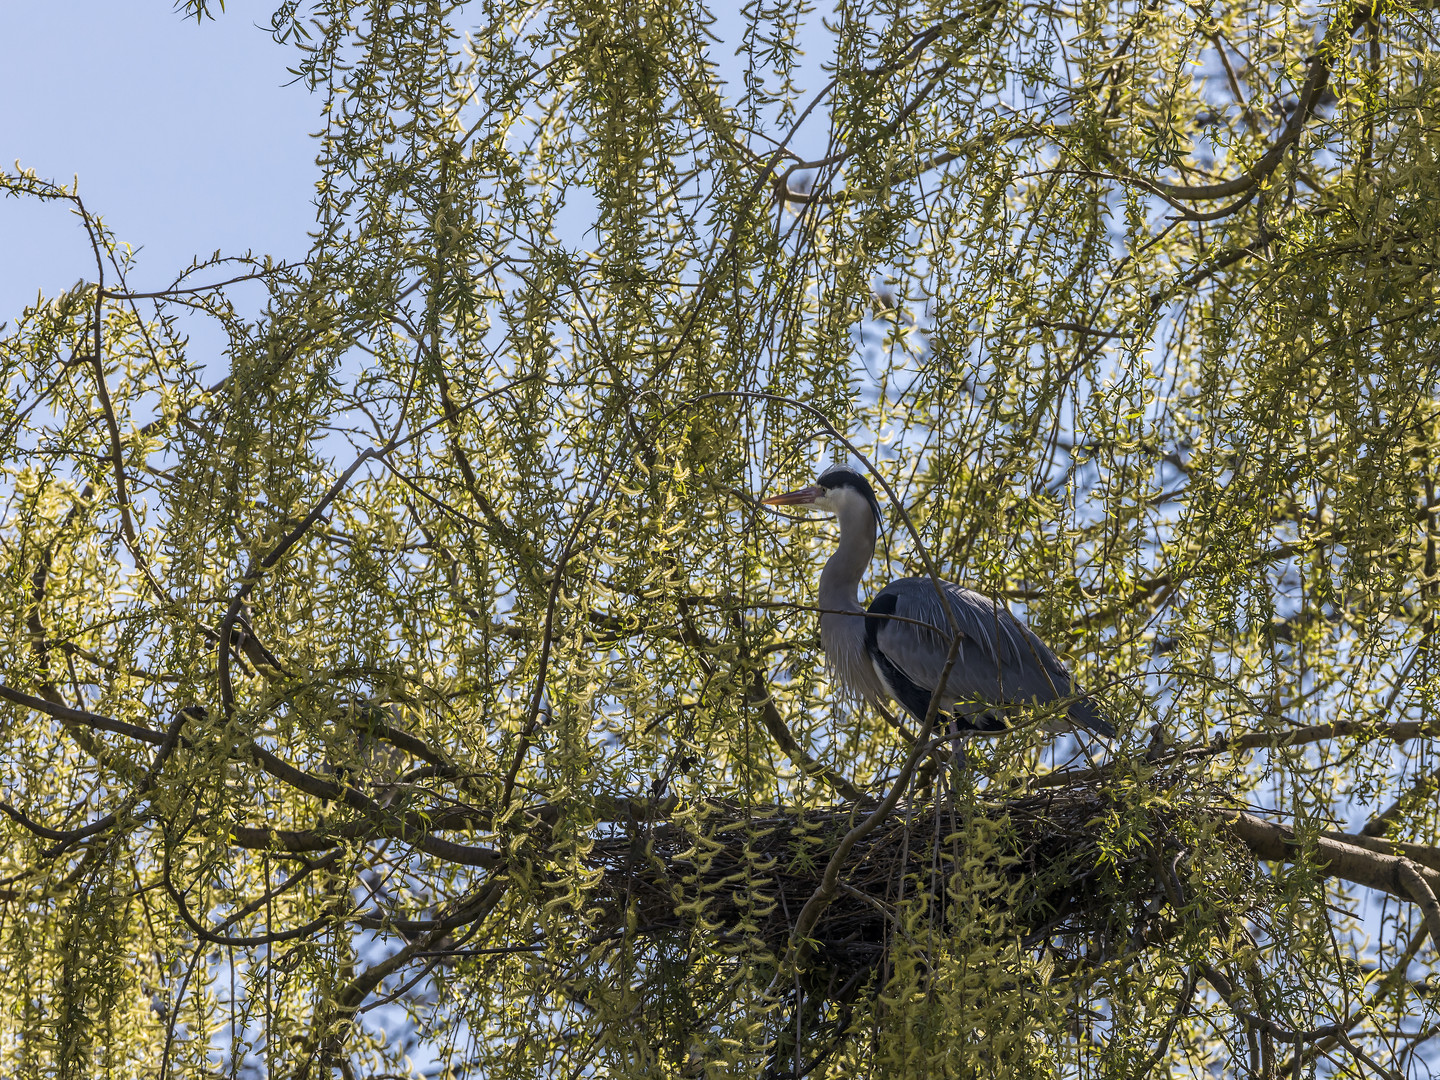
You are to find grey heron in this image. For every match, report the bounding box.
[763,466,1114,737]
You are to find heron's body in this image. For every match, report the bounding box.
[767,467,1112,737]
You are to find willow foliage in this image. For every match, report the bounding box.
[3,0,1440,1075]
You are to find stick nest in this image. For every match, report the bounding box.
[586,775,1240,985]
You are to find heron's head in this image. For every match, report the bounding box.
[761,466,882,525]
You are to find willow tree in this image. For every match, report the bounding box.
[3,0,1440,1075]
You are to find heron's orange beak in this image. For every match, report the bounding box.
[761,484,824,506]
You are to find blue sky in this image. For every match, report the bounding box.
[0,3,832,334]
[1,2,317,323]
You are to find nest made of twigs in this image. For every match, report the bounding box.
[585,776,1234,988]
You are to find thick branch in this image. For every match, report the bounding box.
[0,682,167,746]
[0,686,497,866]
[1225,811,1440,906]
[1397,861,1440,947]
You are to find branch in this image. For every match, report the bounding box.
[784,628,962,956]
[218,445,384,718]
[244,742,500,868]
[744,669,868,804]
[1397,860,1440,947]
[293,879,508,1077]
[0,685,497,866]
[1319,831,1440,875]
[1224,811,1440,907]
[1147,1,1380,203]
[0,682,166,746]
[1198,961,1347,1044]
[1032,718,1440,790]
[1149,47,1332,202]
[1360,759,1440,838]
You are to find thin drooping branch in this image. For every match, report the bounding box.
[1146,0,1383,203]
[1033,716,1440,789]
[1360,758,1440,838]
[217,445,386,719]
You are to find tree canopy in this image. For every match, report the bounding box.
[4,0,1440,1075]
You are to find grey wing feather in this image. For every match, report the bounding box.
[871,578,1112,735]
